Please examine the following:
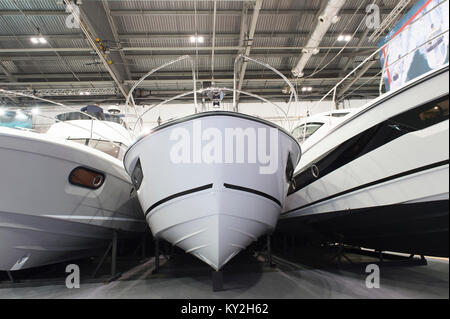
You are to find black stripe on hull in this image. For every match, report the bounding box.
[283,159,449,215]
[276,200,449,258]
[224,183,281,206]
[145,184,213,216]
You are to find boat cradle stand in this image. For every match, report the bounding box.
[267,234,276,268]
[328,240,428,268]
[92,230,120,282]
[6,271,14,283]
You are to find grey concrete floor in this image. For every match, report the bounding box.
[0,251,448,299]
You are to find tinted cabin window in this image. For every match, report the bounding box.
[329,112,349,117]
[390,95,449,130]
[418,99,449,122]
[68,138,124,160]
[292,122,323,142]
[88,140,123,159]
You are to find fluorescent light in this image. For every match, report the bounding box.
[30,36,47,44]
[338,34,352,42]
[301,87,313,92]
[190,36,205,44]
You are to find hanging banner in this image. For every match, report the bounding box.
[379,0,449,92]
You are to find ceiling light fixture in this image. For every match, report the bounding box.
[190,36,205,44]
[30,36,47,44]
[338,34,352,42]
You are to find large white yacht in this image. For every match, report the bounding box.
[279,65,449,257]
[123,55,301,270]
[0,105,146,271]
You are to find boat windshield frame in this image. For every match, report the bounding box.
[56,111,127,128]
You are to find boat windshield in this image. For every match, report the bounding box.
[292,122,323,142]
[56,111,127,128]
[68,138,125,160]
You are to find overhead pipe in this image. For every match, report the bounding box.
[235,0,263,108]
[291,0,346,77]
[211,0,217,80]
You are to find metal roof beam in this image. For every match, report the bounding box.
[64,0,129,97]
[0,68,381,80]
[0,46,377,53]
[0,31,368,41]
[0,50,372,61]
[100,0,132,80]
[108,8,401,16]
[0,8,403,16]
[0,76,380,87]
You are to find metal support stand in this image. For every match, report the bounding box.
[6,271,14,283]
[330,242,353,266]
[267,234,276,268]
[152,237,160,274]
[283,235,288,253]
[92,230,118,278]
[169,244,174,259]
[111,230,118,276]
[212,270,224,292]
[378,250,384,264]
[420,255,427,265]
[141,232,147,259]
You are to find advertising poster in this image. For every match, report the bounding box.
[379,0,449,92]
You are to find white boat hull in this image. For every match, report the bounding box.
[280,66,449,257]
[124,112,301,270]
[0,128,146,271]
